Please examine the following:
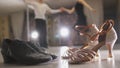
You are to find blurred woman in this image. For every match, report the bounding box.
[62,0,95,31]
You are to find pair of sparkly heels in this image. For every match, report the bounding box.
[62,19,114,64]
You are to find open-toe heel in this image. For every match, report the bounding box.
[68,19,115,64]
[62,48,79,59]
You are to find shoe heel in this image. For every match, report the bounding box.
[106,44,113,58]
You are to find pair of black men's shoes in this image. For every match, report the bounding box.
[1,39,57,65]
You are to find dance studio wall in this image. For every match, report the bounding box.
[116,0,120,43]
[103,0,120,43]
[0,0,25,15]
[10,11,25,40]
[0,16,10,46]
[84,0,103,27]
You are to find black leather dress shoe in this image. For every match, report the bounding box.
[1,39,52,65]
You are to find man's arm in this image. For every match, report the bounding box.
[45,4,62,14]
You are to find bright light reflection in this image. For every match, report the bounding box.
[59,27,69,37]
[59,46,69,68]
[31,31,39,39]
[107,57,115,68]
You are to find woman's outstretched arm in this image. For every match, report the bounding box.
[61,7,75,14]
[78,0,95,12]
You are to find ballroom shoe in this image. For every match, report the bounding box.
[1,39,52,65]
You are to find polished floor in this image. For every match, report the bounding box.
[0,45,120,68]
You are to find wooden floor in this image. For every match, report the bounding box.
[0,45,120,68]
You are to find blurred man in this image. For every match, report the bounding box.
[25,0,63,48]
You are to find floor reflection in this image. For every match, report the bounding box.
[107,58,115,68]
[59,46,69,68]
